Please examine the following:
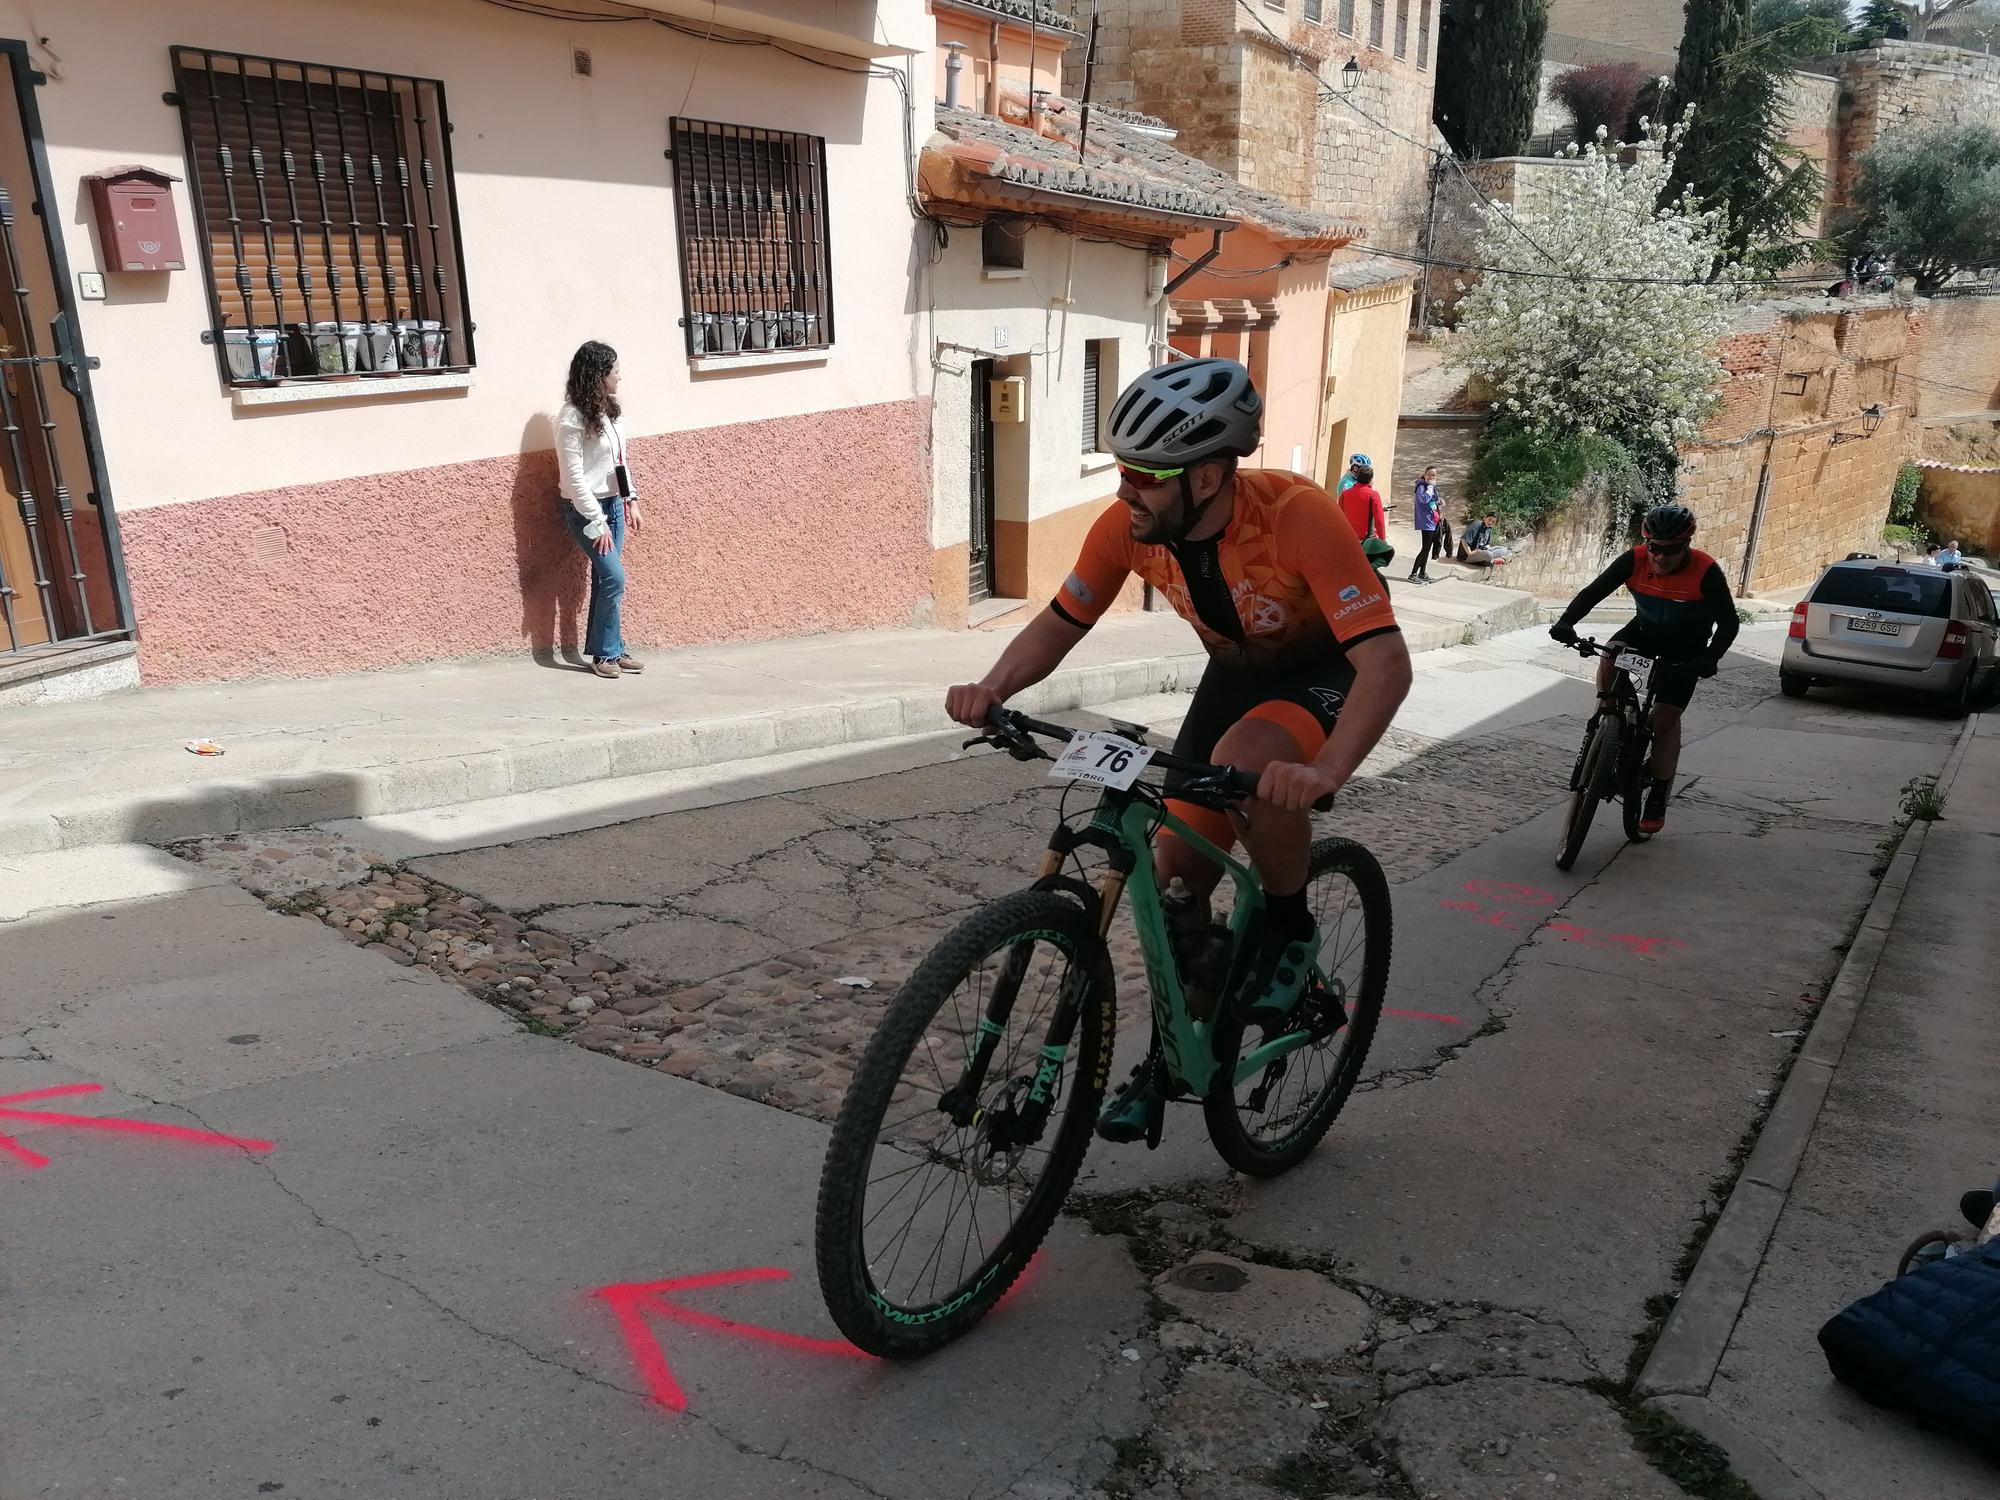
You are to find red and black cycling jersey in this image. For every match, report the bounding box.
[1557,545,1740,661]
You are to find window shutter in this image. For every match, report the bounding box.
[1082,341,1101,455]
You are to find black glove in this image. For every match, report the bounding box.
[1698,657,1719,679]
[1549,622,1578,645]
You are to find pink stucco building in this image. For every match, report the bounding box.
[0,0,937,696]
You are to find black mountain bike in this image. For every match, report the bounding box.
[1554,637,1687,870]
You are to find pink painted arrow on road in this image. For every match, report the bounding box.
[0,1082,274,1170]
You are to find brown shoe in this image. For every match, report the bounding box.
[615,656,644,673]
[591,659,622,679]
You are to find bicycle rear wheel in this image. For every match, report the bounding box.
[1203,838,1390,1177]
[814,889,1112,1358]
[1620,719,1654,844]
[1556,715,1619,871]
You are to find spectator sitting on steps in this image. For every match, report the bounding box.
[1456,511,1511,566]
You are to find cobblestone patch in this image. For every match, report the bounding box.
[172,712,1593,1130]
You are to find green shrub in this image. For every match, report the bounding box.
[1889,461,1922,527]
[1466,419,1645,536]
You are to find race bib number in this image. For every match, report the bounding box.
[1048,731,1157,791]
[1617,651,1655,694]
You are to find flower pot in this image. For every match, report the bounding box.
[221,326,280,382]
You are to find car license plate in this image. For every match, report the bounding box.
[1846,617,1902,637]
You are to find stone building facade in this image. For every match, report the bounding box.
[1820,41,2000,215]
[1058,0,1440,250]
[1544,0,1681,73]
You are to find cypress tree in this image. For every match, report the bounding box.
[1434,0,1550,160]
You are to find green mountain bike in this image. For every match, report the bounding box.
[814,707,1392,1358]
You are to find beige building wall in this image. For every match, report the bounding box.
[1322,278,1412,492]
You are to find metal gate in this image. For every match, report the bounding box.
[967,358,996,605]
[0,39,130,660]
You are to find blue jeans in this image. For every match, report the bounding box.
[562,498,626,662]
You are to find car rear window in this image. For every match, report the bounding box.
[1810,567,1952,618]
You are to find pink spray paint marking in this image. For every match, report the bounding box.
[1440,880,1683,958]
[1384,1007,1465,1026]
[593,1267,871,1413]
[0,1082,274,1171]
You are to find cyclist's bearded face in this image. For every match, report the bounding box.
[1119,461,1226,542]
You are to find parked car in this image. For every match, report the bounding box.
[1781,557,2000,716]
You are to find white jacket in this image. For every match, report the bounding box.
[556,401,630,539]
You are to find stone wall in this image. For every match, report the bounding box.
[1066,1,1437,247]
[1544,0,1681,73]
[1824,42,2000,214]
[1679,302,1919,596]
[1780,70,1842,241]
[1916,463,2000,556]
[1909,295,2000,420]
[1484,474,1633,599]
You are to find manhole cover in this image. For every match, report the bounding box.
[1167,1261,1247,1294]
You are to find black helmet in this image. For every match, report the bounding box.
[1642,503,1696,545]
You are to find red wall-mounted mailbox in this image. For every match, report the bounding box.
[85,165,186,272]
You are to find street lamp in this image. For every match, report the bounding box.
[1862,402,1886,436]
[1341,56,1360,92]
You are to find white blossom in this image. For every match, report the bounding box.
[1447,124,1733,449]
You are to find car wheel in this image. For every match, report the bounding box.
[1779,671,1810,699]
[1940,671,1975,719]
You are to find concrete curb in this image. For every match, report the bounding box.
[1,652,1218,858]
[1634,712,1982,1405]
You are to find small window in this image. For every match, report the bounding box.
[1082,339,1113,455]
[170,47,473,386]
[1395,0,1410,57]
[982,214,1027,271]
[1418,0,1433,67]
[1305,0,1324,21]
[670,116,834,356]
[1339,0,1357,34]
[1370,0,1386,49]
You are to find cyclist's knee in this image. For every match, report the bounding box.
[1210,716,1306,774]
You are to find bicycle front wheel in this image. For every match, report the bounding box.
[1204,838,1390,1177]
[814,889,1113,1358]
[1556,715,1619,871]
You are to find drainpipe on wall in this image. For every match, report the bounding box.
[1738,326,1793,594]
[987,22,1000,115]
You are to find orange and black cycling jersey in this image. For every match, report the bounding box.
[1051,469,1399,675]
[1556,545,1740,659]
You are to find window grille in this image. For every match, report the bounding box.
[669,117,834,358]
[170,46,471,385]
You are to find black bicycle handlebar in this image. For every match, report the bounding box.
[1566,636,1704,669]
[973,707,1332,812]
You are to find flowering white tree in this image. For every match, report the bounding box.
[1447,127,1735,452]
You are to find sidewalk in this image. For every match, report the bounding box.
[0,584,1534,856]
[1638,712,1998,1498]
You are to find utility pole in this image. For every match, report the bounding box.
[1415,154,1444,334]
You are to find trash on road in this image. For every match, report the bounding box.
[184,739,225,756]
[834,976,874,989]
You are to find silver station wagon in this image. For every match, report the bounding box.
[1781,556,1999,716]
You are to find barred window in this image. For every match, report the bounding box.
[670,117,834,358]
[1418,0,1433,67]
[170,47,471,386]
[1395,0,1410,56]
[1081,339,1102,454]
[1339,0,1356,34]
[1305,0,1323,20]
[1370,0,1386,49]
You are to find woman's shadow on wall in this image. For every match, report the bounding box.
[511,412,590,669]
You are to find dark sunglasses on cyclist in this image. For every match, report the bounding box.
[1115,460,1187,489]
[1647,537,1691,556]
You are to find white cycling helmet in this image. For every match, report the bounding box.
[1106,357,1263,469]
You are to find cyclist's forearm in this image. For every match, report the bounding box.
[1314,635,1413,787]
[979,607,1089,700]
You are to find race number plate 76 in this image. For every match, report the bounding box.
[1048,731,1157,791]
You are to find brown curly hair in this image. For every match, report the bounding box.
[565,340,621,436]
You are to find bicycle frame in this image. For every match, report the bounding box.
[1027,787,1320,1101]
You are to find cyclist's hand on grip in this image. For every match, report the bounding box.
[1549,622,1578,646]
[946,682,1002,727]
[1257,761,1341,813]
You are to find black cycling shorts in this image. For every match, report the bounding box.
[1608,624,1703,710]
[1164,655,1356,795]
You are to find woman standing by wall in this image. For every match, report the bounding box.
[556,341,645,679]
[1409,466,1442,585]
